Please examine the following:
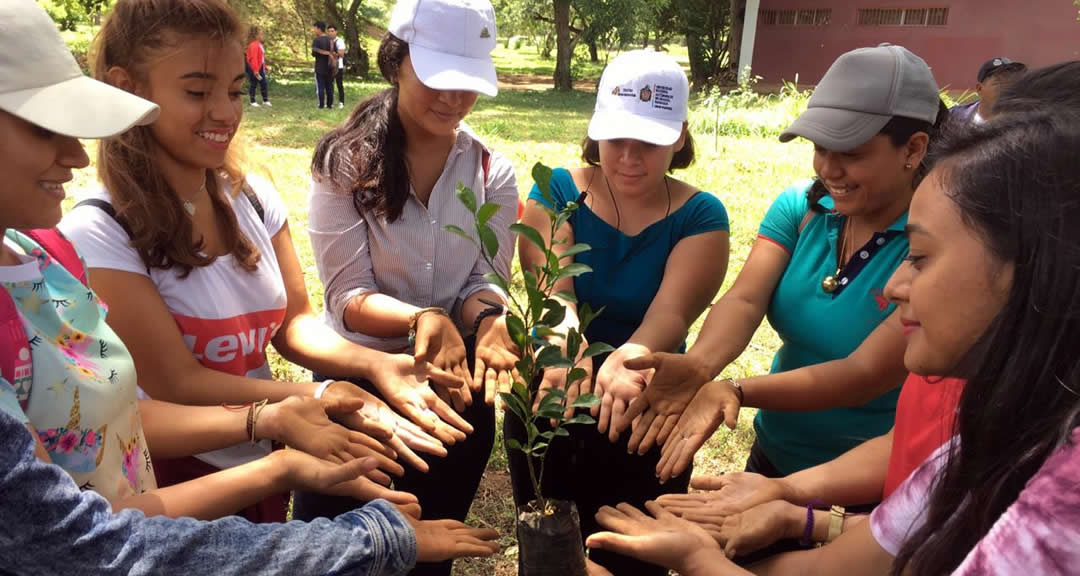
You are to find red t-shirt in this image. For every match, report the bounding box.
[246,40,264,72]
[883,374,965,498]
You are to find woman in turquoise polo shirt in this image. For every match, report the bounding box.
[509,50,730,575]
[620,45,949,482]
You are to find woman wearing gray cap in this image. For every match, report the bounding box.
[618,45,948,487]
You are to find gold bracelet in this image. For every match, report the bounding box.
[408,306,447,345]
[249,398,269,445]
[826,505,846,542]
[722,377,744,405]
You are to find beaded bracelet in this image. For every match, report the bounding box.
[800,499,826,547]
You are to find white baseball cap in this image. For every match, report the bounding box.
[588,50,689,146]
[0,0,158,139]
[388,0,499,97]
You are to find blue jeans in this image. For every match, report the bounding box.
[246,64,268,103]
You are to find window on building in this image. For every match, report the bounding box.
[858,7,949,26]
[760,8,832,26]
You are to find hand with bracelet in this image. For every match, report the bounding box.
[655,377,744,483]
[411,306,474,412]
[657,472,789,519]
[365,351,474,446]
[471,298,521,406]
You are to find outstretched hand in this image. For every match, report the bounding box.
[592,343,650,443]
[413,312,474,413]
[657,472,787,519]
[656,379,741,483]
[411,517,501,562]
[473,314,521,406]
[617,352,714,455]
[585,501,731,575]
[274,450,419,509]
[370,352,473,445]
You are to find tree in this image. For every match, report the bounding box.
[675,0,731,86]
[324,0,371,77]
[727,0,745,75]
[554,0,573,90]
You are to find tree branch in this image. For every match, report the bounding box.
[532,11,583,35]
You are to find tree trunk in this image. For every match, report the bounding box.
[325,0,370,77]
[728,0,745,75]
[587,38,599,62]
[685,32,708,86]
[554,0,573,91]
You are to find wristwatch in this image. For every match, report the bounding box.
[722,377,745,405]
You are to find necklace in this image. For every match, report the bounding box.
[822,217,854,293]
[183,178,209,217]
[600,171,672,232]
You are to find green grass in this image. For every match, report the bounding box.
[65,54,812,573]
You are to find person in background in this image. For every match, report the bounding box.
[328,24,346,109]
[245,26,270,107]
[0,1,498,572]
[949,57,1026,124]
[312,21,333,109]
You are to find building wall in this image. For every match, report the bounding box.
[752,0,1080,90]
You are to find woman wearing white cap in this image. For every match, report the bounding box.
[513,49,730,575]
[622,45,949,491]
[0,0,499,572]
[300,1,518,573]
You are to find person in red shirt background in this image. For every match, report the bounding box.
[245,27,270,107]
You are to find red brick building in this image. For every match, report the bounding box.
[743,1,1080,90]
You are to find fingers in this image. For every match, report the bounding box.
[487,368,507,406]
[626,407,655,454]
[585,531,638,558]
[396,502,423,519]
[321,396,366,418]
[621,353,658,372]
[320,456,379,487]
[424,362,465,390]
[365,467,392,486]
[471,358,487,394]
[347,430,397,459]
[396,399,439,433]
[336,410,395,441]
[690,475,728,491]
[585,558,616,576]
[621,396,650,437]
[597,389,613,434]
[656,416,679,447]
[608,397,628,443]
[636,413,665,455]
[344,441,404,478]
[428,393,474,437]
[723,399,740,431]
[394,420,447,457]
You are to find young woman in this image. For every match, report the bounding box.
[245,26,270,107]
[621,45,948,484]
[511,49,730,575]
[298,1,518,573]
[0,0,498,571]
[585,108,1080,576]
[60,0,455,523]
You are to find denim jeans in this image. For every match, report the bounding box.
[0,408,417,575]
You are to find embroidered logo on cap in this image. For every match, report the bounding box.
[611,86,620,96]
[639,85,652,102]
[480,26,491,39]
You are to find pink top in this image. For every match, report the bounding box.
[871,427,1080,574]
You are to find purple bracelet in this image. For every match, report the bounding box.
[800,499,826,547]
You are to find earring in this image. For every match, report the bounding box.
[904,163,913,169]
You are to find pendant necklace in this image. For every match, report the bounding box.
[183,178,209,217]
[822,217,853,293]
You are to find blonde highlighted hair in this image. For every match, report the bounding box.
[92,0,259,276]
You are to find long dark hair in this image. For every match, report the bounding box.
[312,34,411,221]
[892,112,1080,574]
[994,61,1080,117]
[806,100,950,212]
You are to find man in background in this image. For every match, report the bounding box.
[950,57,1027,124]
[312,21,333,109]
[328,25,347,109]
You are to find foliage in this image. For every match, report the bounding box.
[695,74,812,141]
[446,163,608,512]
[41,0,114,30]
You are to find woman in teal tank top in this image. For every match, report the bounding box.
[621,45,949,484]
[506,50,731,576]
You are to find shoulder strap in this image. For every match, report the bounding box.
[481,148,490,192]
[797,210,815,236]
[241,181,266,223]
[23,229,87,287]
[74,198,135,239]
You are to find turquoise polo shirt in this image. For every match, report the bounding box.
[529,168,729,350]
[753,180,907,475]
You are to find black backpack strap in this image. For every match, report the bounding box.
[74,199,135,239]
[241,182,266,223]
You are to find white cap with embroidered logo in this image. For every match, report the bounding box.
[388,0,499,96]
[0,0,158,138]
[588,50,689,146]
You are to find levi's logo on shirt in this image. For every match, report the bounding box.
[173,309,284,376]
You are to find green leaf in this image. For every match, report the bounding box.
[555,290,577,304]
[571,393,600,409]
[504,438,524,452]
[532,162,554,203]
[537,405,565,420]
[541,299,566,327]
[456,183,477,214]
[477,202,501,226]
[565,414,596,426]
[499,392,527,423]
[511,222,546,254]
[483,271,509,294]
[559,243,591,260]
[535,345,567,369]
[477,224,499,260]
[443,224,476,244]
[566,328,582,361]
[555,263,592,282]
[567,367,588,385]
[538,387,567,408]
[506,315,526,351]
[539,430,555,440]
[532,441,549,455]
[582,343,615,359]
[534,326,561,339]
[553,427,570,437]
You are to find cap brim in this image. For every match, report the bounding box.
[587,109,683,146]
[0,75,158,139]
[410,44,498,97]
[779,106,891,152]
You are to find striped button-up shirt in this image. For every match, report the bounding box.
[308,125,517,352]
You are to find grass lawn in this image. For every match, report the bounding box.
[65,49,813,574]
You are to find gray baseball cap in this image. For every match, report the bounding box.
[780,44,940,152]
